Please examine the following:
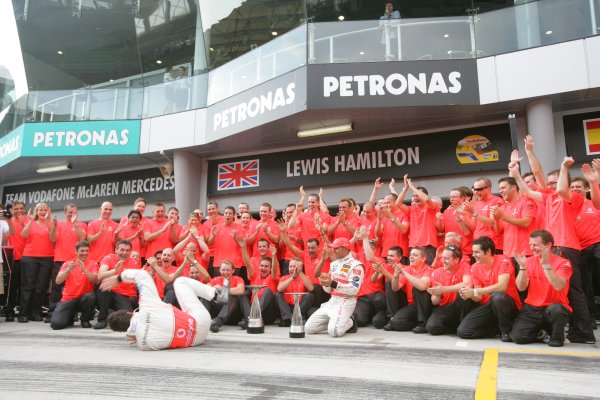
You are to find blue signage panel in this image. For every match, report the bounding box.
[0,126,24,168]
[21,120,141,156]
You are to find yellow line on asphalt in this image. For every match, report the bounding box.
[475,348,498,400]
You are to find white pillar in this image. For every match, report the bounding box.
[173,150,204,216]
[525,98,556,172]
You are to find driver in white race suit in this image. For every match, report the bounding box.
[101,268,228,350]
[305,237,364,337]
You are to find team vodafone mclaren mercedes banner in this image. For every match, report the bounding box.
[2,168,174,209]
[307,59,479,108]
[207,124,511,195]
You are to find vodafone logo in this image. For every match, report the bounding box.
[176,328,186,338]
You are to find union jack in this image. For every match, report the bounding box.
[217,159,259,190]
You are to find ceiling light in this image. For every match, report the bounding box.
[36,163,72,174]
[109,79,114,82]
[338,15,345,21]
[545,30,553,35]
[271,31,278,36]
[156,60,163,64]
[359,51,365,55]
[297,124,353,138]
[57,50,63,55]
[209,47,214,51]
[443,34,449,38]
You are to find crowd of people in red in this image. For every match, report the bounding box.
[0,136,598,348]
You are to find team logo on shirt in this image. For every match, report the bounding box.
[456,135,499,164]
[340,264,351,273]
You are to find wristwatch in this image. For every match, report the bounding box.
[542,264,552,271]
[471,211,478,217]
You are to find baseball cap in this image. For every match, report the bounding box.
[328,237,351,249]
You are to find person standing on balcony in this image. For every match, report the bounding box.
[379,1,401,59]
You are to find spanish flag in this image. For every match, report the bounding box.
[585,119,600,154]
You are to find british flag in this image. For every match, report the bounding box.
[217,159,259,190]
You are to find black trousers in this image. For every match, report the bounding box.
[20,256,53,318]
[413,287,434,324]
[426,296,474,336]
[96,290,138,322]
[554,246,594,341]
[201,295,240,324]
[354,291,387,328]
[511,303,571,344]
[389,303,418,331]
[457,293,518,339]
[50,292,97,330]
[48,261,66,316]
[279,259,290,277]
[239,287,277,324]
[385,281,408,319]
[5,259,21,317]
[274,291,314,321]
[578,242,600,318]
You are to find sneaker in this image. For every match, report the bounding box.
[412,322,427,334]
[81,321,92,328]
[346,316,358,334]
[568,336,596,344]
[238,318,248,330]
[383,323,393,331]
[214,279,229,305]
[18,316,29,323]
[536,329,550,344]
[501,332,513,343]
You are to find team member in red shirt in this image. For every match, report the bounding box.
[326,198,361,250]
[491,177,536,261]
[114,210,145,255]
[370,245,406,328]
[49,241,98,330]
[456,236,521,341]
[206,206,245,281]
[237,236,280,329]
[279,222,331,309]
[275,258,314,327]
[205,260,245,333]
[247,202,280,258]
[437,188,474,259]
[462,177,505,252]
[387,247,433,333]
[4,201,27,321]
[511,230,573,347]
[118,197,148,226]
[95,239,140,329]
[571,171,600,326]
[396,175,440,265]
[376,194,409,263]
[143,203,180,260]
[425,245,472,335]
[511,154,595,343]
[48,203,87,322]
[353,233,386,329]
[279,203,302,276]
[288,189,331,248]
[86,202,119,264]
[202,201,224,272]
[19,202,57,323]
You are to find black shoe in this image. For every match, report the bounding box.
[214,279,230,304]
[44,317,51,323]
[94,320,107,330]
[238,318,248,330]
[210,319,223,333]
[5,315,15,322]
[278,319,291,327]
[81,321,92,328]
[548,338,564,347]
[383,323,393,331]
[18,316,29,323]
[31,315,43,322]
[412,322,427,334]
[346,316,358,334]
[568,336,596,344]
[501,332,513,343]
